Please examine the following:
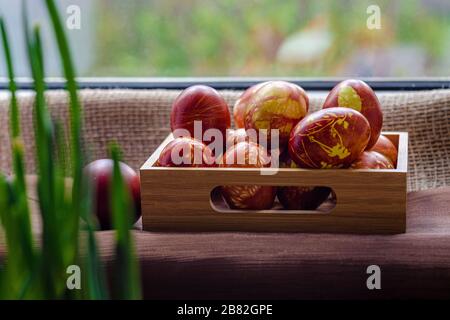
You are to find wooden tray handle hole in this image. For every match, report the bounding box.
[210,186,336,214]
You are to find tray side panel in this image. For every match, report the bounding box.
[140,132,408,234]
[141,169,406,234]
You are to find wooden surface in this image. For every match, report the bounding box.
[140,132,408,234]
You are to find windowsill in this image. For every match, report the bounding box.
[0,77,449,91]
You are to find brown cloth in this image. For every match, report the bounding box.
[1,179,450,299]
[1,89,450,299]
[1,89,450,191]
[106,186,450,299]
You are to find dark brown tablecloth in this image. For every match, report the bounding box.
[100,187,450,299]
[2,178,450,299]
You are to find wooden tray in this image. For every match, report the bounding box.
[140,132,408,234]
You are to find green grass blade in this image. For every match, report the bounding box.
[0,158,37,299]
[1,16,32,253]
[0,175,6,231]
[3,20,33,264]
[23,6,61,296]
[10,140,34,268]
[85,230,109,299]
[44,0,82,186]
[54,121,69,177]
[32,24,80,298]
[44,0,112,300]
[0,18,20,138]
[110,144,141,300]
[0,13,36,299]
[44,0,83,279]
[0,173,10,299]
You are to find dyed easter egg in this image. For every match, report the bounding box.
[288,107,371,169]
[243,81,309,148]
[220,141,276,210]
[350,151,394,169]
[323,79,382,149]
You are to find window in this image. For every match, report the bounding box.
[1,0,449,78]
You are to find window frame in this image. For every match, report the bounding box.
[1,77,449,91]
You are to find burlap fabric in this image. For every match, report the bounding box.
[1,89,449,191]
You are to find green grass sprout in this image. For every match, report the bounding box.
[0,0,142,300]
[110,143,142,300]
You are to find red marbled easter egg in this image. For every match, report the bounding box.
[370,134,398,167]
[233,82,266,128]
[170,85,231,141]
[84,159,141,230]
[220,141,276,210]
[323,79,382,149]
[350,151,394,169]
[288,107,371,169]
[277,153,331,210]
[243,81,309,148]
[156,137,215,167]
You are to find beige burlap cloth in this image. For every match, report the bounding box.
[1,89,449,192]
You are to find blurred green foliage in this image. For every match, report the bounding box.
[92,0,450,77]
